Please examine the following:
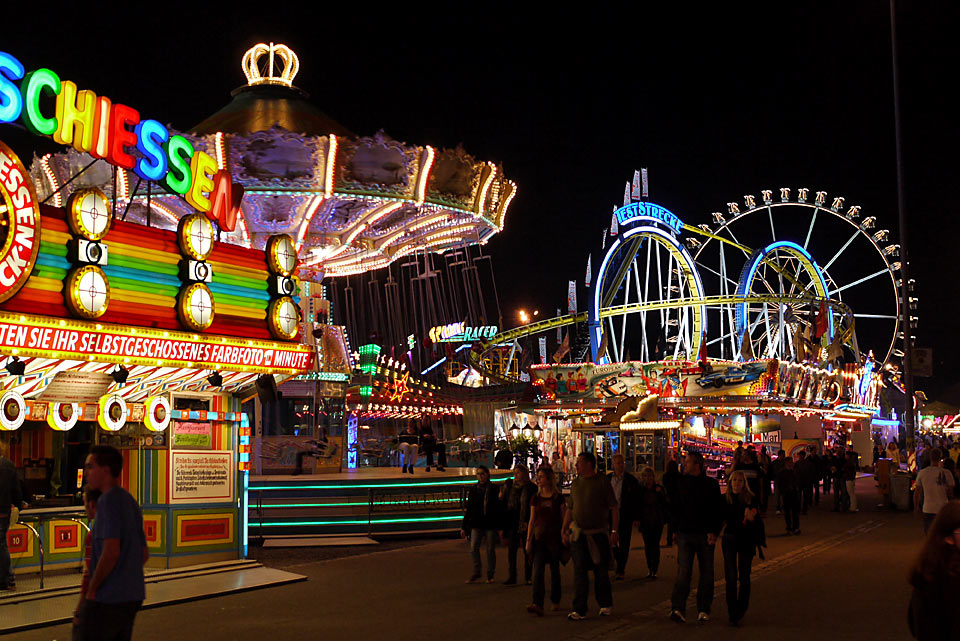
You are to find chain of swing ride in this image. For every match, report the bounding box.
[329,240,503,376]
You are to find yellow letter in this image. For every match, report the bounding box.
[185,151,218,213]
[53,80,97,152]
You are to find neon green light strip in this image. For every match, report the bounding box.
[254,515,462,526]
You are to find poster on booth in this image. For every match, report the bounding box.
[172,422,213,449]
[531,360,779,400]
[170,450,234,504]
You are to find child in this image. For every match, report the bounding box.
[73,487,101,641]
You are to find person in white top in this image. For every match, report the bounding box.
[915,448,955,533]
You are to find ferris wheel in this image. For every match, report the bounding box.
[691,188,902,364]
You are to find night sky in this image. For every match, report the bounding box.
[1,4,955,396]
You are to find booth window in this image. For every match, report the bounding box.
[262,396,314,437]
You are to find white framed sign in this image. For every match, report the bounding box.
[170,450,234,504]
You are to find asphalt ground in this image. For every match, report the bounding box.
[15,480,921,641]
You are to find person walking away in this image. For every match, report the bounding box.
[907,501,960,640]
[669,452,724,625]
[562,452,618,620]
[776,457,801,535]
[808,446,822,506]
[525,467,565,616]
[914,449,955,534]
[662,459,681,545]
[636,466,668,578]
[461,465,502,583]
[830,449,847,511]
[501,464,535,585]
[843,450,860,512]
[608,454,640,580]
[757,447,772,512]
[769,450,787,514]
[73,487,101,640]
[721,470,763,626]
[80,445,148,641]
[734,450,762,501]
[0,440,23,592]
[795,451,814,514]
[397,425,419,474]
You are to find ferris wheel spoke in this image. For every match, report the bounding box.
[695,260,739,289]
[821,228,862,273]
[828,267,891,296]
[803,207,819,250]
[854,313,898,319]
[724,227,753,259]
[768,206,777,242]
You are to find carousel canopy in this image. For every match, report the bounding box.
[31,42,517,280]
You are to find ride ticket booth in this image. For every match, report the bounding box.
[1,137,314,573]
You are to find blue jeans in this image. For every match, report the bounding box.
[671,532,715,616]
[470,528,497,580]
[0,515,10,589]
[570,532,612,615]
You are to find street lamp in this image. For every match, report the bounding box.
[518,310,530,324]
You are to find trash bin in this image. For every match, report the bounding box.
[890,473,912,511]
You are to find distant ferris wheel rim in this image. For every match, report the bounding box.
[691,195,901,364]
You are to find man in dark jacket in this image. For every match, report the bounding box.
[669,452,724,625]
[500,464,535,585]
[795,451,815,514]
[461,466,502,582]
[1,442,23,591]
[769,450,787,514]
[777,457,801,534]
[608,454,641,579]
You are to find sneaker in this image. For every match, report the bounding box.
[600,607,613,616]
[503,578,517,586]
[568,612,587,621]
[527,604,544,616]
[465,575,480,583]
[698,612,710,624]
[485,577,495,584]
[402,464,408,473]
[669,610,686,624]
[425,466,431,472]
[437,466,446,471]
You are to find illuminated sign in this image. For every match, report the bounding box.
[613,202,684,235]
[0,140,41,303]
[0,312,314,373]
[428,322,497,343]
[0,51,244,230]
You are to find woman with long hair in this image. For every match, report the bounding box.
[525,466,564,616]
[721,470,763,626]
[908,501,960,639]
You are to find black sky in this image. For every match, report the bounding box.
[1,3,956,396]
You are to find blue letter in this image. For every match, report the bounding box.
[134,119,169,181]
[0,52,25,123]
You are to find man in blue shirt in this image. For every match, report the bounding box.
[81,445,148,641]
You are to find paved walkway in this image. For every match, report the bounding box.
[16,481,920,641]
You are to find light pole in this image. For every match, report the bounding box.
[889,0,916,453]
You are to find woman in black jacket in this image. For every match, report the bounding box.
[908,501,960,640]
[721,470,762,626]
[635,466,668,578]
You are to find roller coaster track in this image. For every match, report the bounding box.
[469,294,855,384]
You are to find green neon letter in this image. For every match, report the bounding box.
[21,68,61,136]
[163,135,193,195]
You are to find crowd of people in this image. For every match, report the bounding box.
[461,450,776,626]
